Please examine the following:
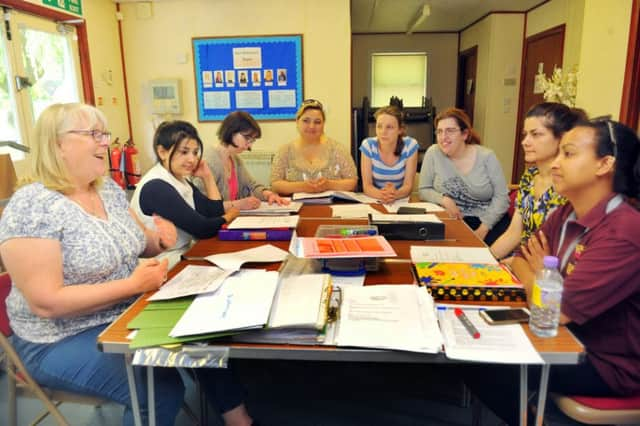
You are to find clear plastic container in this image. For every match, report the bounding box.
[315,224,379,273]
[529,256,564,338]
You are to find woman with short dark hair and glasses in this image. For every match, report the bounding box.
[418,107,510,244]
[270,99,357,195]
[491,102,587,261]
[198,111,288,210]
[130,120,239,268]
[467,119,640,425]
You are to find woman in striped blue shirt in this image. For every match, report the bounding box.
[359,106,419,203]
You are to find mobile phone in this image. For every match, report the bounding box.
[479,308,530,325]
[397,206,427,215]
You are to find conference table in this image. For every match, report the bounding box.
[98,203,584,426]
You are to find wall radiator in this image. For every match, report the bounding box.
[238,150,274,187]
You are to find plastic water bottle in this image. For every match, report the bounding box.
[529,256,563,338]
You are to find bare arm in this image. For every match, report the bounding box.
[0,238,167,319]
[394,150,418,199]
[490,210,524,259]
[130,209,177,257]
[360,154,387,200]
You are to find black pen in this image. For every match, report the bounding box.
[454,308,480,339]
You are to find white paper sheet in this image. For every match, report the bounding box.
[239,200,302,216]
[384,201,445,213]
[330,274,366,288]
[227,215,300,229]
[170,269,279,337]
[205,244,289,271]
[148,265,234,301]
[370,212,442,223]
[410,246,498,264]
[336,285,443,353]
[437,306,543,364]
[331,204,379,218]
[268,274,328,329]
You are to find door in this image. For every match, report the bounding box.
[456,46,478,124]
[0,9,83,160]
[511,25,565,183]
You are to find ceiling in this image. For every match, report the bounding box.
[351,0,546,33]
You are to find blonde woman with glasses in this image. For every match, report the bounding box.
[0,103,184,426]
[418,107,510,244]
[270,99,357,195]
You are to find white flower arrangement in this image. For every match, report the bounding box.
[539,67,578,107]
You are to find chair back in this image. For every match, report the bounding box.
[0,272,11,336]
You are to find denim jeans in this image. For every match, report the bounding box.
[11,324,185,426]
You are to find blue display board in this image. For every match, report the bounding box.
[192,35,303,121]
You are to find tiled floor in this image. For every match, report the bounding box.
[0,359,586,426]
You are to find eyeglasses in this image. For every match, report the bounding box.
[66,129,112,143]
[436,127,461,137]
[241,133,257,144]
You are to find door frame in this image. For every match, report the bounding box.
[456,45,478,124]
[1,0,94,105]
[511,24,565,183]
[620,0,640,128]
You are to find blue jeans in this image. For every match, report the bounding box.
[11,324,185,426]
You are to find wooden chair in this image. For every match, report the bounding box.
[0,272,110,426]
[551,393,640,425]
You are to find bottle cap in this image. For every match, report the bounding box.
[543,256,559,268]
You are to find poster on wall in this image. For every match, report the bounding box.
[192,35,303,121]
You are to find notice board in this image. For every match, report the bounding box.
[192,35,303,121]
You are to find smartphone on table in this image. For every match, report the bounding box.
[479,308,530,325]
[397,206,427,215]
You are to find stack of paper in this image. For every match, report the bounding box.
[384,201,444,213]
[239,200,302,216]
[292,191,378,204]
[169,269,279,337]
[290,234,397,259]
[268,274,331,329]
[227,215,299,229]
[334,285,443,353]
[437,306,542,364]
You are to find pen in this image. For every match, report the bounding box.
[454,308,481,339]
[324,234,372,239]
[339,228,376,236]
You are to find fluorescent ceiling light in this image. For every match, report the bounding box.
[406,4,431,35]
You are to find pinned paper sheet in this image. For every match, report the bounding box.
[205,244,289,271]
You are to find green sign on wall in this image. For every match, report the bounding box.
[42,0,82,16]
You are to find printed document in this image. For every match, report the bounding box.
[239,200,302,216]
[331,204,379,218]
[205,244,289,271]
[437,307,543,364]
[148,265,234,301]
[227,215,299,229]
[170,269,279,337]
[370,212,442,223]
[335,285,443,353]
[384,201,445,213]
[410,246,498,264]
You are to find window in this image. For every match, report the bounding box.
[0,9,82,160]
[371,52,427,107]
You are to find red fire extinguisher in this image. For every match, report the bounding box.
[123,139,141,189]
[108,138,126,189]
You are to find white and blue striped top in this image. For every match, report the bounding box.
[359,136,419,189]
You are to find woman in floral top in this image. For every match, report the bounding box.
[491,102,586,260]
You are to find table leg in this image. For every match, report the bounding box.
[148,366,156,426]
[125,354,142,426]
[520,365,528,426]
[535,364,550,426]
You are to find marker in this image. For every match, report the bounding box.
[454,308,480,339]
[339,229,376,236]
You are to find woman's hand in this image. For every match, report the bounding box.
[379,182,397,204]
[304,177,329,193]
[152,215,177,250]
[521,230,550,273]
[441,195,463,219]
[192,160,213,180]
[130,258,169,292]
[233,196,261,210]
[223,206,240,223]
[264,190,290,205]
